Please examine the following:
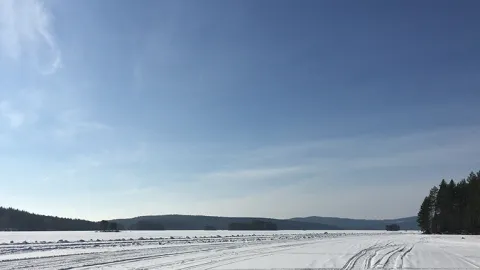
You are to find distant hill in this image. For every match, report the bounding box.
[290,216,418,230]
[112,214,340,230]
[0,207,99,231]
[0,205,417,231]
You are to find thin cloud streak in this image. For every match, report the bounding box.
[0,100,25,128]
[0,0,61,74]
[157,125,480,218]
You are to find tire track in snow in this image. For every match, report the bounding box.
[342,242,386,270]
[342,240,416,270]
[433,241,480,270]
[398,243,415,268]
[62,243,250,270]
[0,233,417,270]
[383,245,406,268]
[0,243,243,270]
[374,243,416,269]
[66,239,321,270]
[173,240,323,270]
[363,245,380,269]
[371,245,402,268]
[61,248,212,270]
[341,244,372,270]
[445,251,480,269]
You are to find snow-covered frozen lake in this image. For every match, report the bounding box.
[0,230,477,269]
[0,230,384,243]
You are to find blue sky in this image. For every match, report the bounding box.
[0,0,479,221]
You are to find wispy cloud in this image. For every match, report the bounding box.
[0,101,24,128]
[72,142,149,167]
[0,89,46,129]
[185,179,435,219]
[54,121,110,139]
[162,125,480,217]
[0,0,61,74]
[202,166,304,183]
[238,126,480,172]
[53,109,111,139]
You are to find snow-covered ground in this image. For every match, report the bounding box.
[0,230,375,243]
[0,230,478,269]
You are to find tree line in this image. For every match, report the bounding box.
[228,220,278,230]
[128,220,165,230]
[0,207,98,231]
[0,207,171,231]
[0,207,281,232]
[417,171,480,234]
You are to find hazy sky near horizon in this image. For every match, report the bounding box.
[1,0,479,221]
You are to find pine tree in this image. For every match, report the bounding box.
[436,180,450,233]
[447,180,458,233]
[99,220,109,231]
[453,179,468,233]
[428,186,438,233]
[467,172,480,234]
[418,171,480,235]
[417,196,431,234]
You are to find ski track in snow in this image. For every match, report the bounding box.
[0,231,478,269]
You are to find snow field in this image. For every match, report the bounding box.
[0,230,477,269]
[0,230,390,243]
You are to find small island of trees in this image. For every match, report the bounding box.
[385,224,400,231]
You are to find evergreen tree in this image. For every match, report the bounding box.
[428,186,438,233]
[0,207,99,231]
[455,179,469,233]
[417,196,431,234]
[385,224,400,231]
[99,220,109,231]
[108,222,118,231]
[418,171,480,235]
[129,220,165,230]
[467,172,480,234]
[435,180,450,233]
[446,180,458,233]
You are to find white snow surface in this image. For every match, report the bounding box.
[0,230,478,269]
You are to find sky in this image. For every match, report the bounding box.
[0,0,479,221]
